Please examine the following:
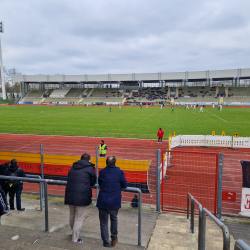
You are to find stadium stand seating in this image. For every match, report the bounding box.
[65,88,85,98]
[90,88,123,98]
[228,87,250,97]
[43,97,80,102]
[130,87,169,103]
[84,88,93,95]
[19,86,250,105]
[46,89,54,94]
[21,90,46,103]
[50,88,71,98]
[177,86,216,98]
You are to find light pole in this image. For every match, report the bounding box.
[0,22,6,100]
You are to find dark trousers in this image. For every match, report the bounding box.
[98,208,118,247]
[158,137,162,142]
[9,189,22,210]
[100,154,106,157]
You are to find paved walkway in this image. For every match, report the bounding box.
[224,216,250,246]
[1,195,250,249]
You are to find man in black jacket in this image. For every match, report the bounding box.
[4,159,26,211]
[64,153,96,243]
[0,162,10,195]
[0,185,8,226]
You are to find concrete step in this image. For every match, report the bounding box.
[147,212,236,250]
[0,224,49,237]
[1,198,156,247]
[0,239,65,250]
[0,225,144,250]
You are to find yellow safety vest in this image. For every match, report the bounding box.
[99,144,107,154]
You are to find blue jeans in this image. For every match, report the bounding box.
[9,190,22,210]
[98,208,118,247]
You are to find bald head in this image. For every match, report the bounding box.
[106,156,116,165]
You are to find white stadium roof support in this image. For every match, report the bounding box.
[0,22,6,100]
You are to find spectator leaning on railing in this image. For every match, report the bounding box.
[4,159,26,211]
[64,153,96,244]
[96,156,128,247]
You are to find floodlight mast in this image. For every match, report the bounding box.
[0,22,6,100]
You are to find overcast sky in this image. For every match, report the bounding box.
[1,0,250,75]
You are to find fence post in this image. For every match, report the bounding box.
[96,146,99,199]
[44,182,49,231]
[190,197,195,233]
[187,194,190,219]
[198,204,203,250]
[156,149,161,213]
[39,181,43,211]
[202,209,206,249]
[138,190,142,246]
[40,144,44,200]
[217,153,223,220]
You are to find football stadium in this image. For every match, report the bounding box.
[1,68,250,248]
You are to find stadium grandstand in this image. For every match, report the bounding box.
[12,67,250,105]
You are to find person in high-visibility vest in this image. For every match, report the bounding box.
[99,140,107,157]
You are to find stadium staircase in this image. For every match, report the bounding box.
[122,97,126,104]
[78,98,83,104]
[87,89,94,97]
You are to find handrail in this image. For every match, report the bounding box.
[203,207,230,250]
[0,176,142,246]
[234,239,250,250]
[25,174,43,211]
[187,193,230,250]
[187,193,204,249]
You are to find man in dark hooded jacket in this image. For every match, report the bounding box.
[96,156,127,247]
[64,153,96,243]
[4,159,26,211]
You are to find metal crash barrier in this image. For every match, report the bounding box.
[0,176,143,246]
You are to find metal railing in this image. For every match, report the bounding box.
[25,174,43,211]
[187,193,230,250]
[234,239,250,250]
[0,176,142,246]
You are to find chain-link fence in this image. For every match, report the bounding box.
[221,153,250,215]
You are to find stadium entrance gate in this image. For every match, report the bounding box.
[161,150,219,215]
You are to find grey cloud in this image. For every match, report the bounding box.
[1,0,250,75]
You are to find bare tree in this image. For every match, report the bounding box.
[4,67,21,83]
[0,67,21,100]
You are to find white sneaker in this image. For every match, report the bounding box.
[157,142,159,143]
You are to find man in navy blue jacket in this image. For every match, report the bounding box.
[96,156,127,247]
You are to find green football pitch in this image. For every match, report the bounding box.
[0,105,249,139]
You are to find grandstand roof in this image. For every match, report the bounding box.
[12,68,250,84]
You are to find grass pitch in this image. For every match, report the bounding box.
[0,105,249,139]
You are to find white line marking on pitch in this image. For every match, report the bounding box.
[204,110,229,123]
